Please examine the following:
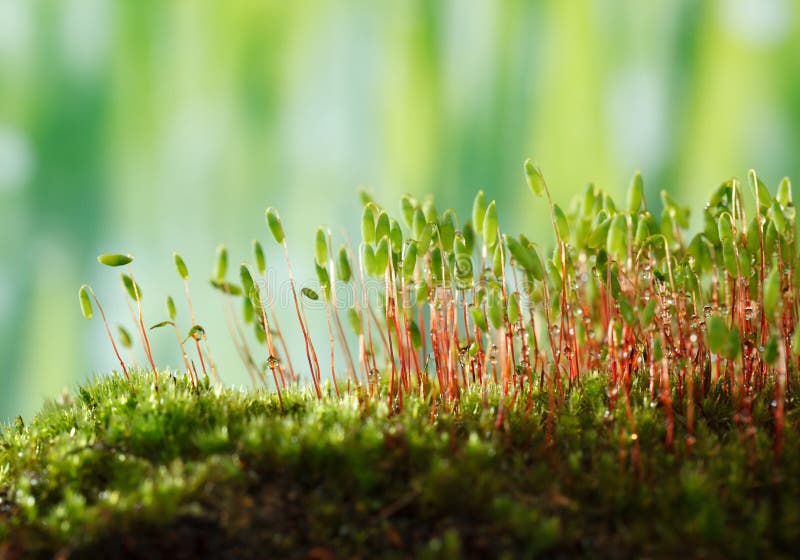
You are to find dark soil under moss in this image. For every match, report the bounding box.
[2,371,800,559]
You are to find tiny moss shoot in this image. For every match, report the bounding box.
[3,162,800,557]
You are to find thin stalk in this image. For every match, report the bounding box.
[88,288,130,381]
[127,266,158,390]
[282,239,322,398]
[182,278,208,377]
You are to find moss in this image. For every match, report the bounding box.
[0,371,799,558]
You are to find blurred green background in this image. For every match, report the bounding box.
[2,0,800,420]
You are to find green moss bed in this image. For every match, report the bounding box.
[0,372,799,559]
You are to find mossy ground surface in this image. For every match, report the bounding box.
[1,371,800,559]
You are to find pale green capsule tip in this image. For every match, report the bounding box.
[214,245,228,281]
[483,200,498,247]
[315,227,328,267]
[362,206,376,244]
[185,324,206,343]
[301,287,319,300]
[78,285,93,320]
[507,292,520,325]
[487,288,504,330]
[524,158,546,197]
[121,273,142,300]
[627,170,644,212]
[472,190,487,234]
[778,176,792,207]
[97,253,134,267]
[253,240,266,275]
[358,188,374,207]
[553,204,570,241]
[337,246,352,283]
[374,237,390,273]
[240,263,255,294]
[347,307,362,335]
[117,325,132,348]
[764,267,781,318]
[375,211,390,242]
[166,295,177,320]
[717,215,733,242]
[607,214,627,262]
[265,207,285,244]
[174,253,189,280]
[400,194,417,229]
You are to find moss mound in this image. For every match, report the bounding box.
[1,371,800,559]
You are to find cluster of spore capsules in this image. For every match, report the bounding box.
[79,160,800,465]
